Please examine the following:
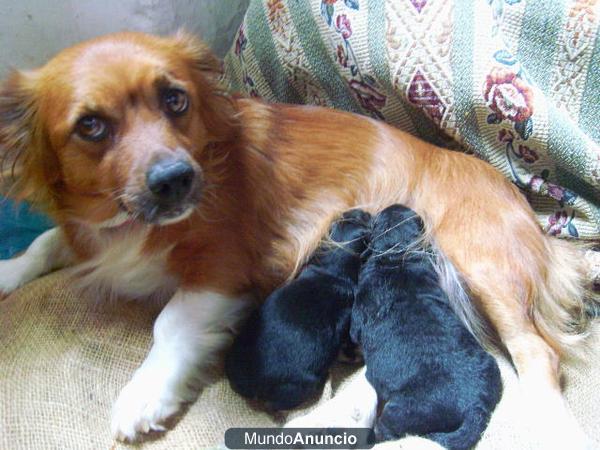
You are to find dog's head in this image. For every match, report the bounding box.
[0,31,235,227]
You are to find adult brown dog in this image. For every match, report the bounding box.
[0,32,595,446]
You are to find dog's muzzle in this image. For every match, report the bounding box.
[146,158,195,205]
[131,157,202,224]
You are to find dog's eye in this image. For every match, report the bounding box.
[75,116,109,142]
[161,88,189,116]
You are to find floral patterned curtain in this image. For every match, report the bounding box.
[223,0,600,241]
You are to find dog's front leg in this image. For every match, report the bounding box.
[0,227,73,295]
[111,289,250,442]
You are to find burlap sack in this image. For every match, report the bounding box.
[1,271,599,449]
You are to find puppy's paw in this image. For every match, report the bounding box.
[111,370,187,442]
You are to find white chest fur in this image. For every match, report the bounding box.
[72,228,176,302]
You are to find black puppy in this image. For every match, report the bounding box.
[226,209,371,410]
[351,205,502,450]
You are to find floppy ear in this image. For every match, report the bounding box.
[171,29,223,78]
[0,70,57,209]
[171,30,238,142]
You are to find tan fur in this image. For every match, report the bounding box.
[0,32,595,395]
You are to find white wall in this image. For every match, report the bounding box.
[0,0,249,74]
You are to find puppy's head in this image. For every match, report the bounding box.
[370,204,425,253]
[0,31,235,227]
[329,209,372,247]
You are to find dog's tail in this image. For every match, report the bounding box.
[433,237,599,359]
[529,237,598,360]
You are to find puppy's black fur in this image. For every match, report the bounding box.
[226,210,371,410]
[351,205,502,450]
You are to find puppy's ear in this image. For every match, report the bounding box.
[170,30,237,142]
[0,70,57,209]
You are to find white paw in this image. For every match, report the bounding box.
[286,401,374,429]
[519,384,593,450]
[285,369,377,429]
[0,258,31,295]
[372,436,446,450]
[533,411,592,450]
[0,228,64,295]
[111,371,185,442]
[110,290,248,442]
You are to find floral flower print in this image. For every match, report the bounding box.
[350,79,386,116]
[335,14,353,39]
[546,211,569,235]
[517,144,538,163]
[497,129,514,143]
[484,67,534,123]
[234,26,247,56]
[336,44,348,67]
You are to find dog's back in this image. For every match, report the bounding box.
[352,205,502,450]
[226,210,371,410]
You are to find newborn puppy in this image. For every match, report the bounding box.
[352,205,502,450]
[226,209,371,410]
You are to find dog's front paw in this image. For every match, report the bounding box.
[371,436,446,450]
[285,376,377,429]
[286,399,375,429]
[111,371,185,442]
[0,259,31,296]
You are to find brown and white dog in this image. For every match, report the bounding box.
[0,32,595,446]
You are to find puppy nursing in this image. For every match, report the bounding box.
[227,205,503,448]
[226,210,370,410]
[354,205,502,448]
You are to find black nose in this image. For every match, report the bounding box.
[146,158,195,204]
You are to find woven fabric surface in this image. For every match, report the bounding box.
[1,271,599,449]
[223,0,600,241]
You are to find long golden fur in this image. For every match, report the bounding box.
[0,31,596,439]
